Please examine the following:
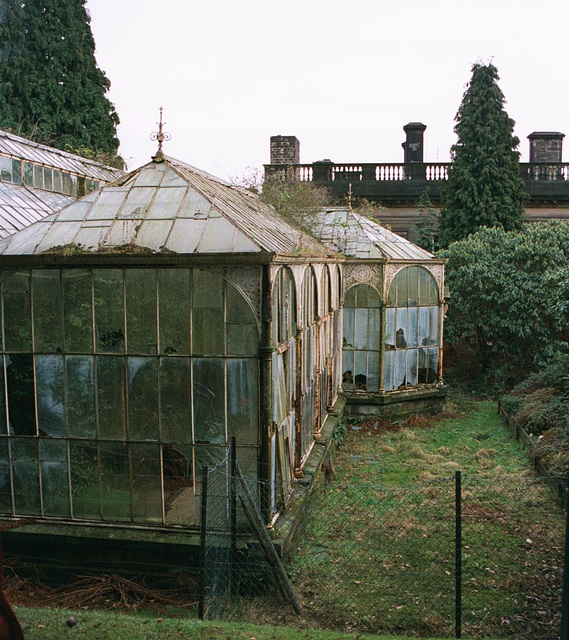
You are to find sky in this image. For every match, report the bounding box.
[87,0,569,180]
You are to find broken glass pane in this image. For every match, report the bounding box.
[0,438,11,513]
[6,354,35,435]
[164,444,193,525]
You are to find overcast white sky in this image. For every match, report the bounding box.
[87,0,569,179]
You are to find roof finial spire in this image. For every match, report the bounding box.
[150,107,171,163]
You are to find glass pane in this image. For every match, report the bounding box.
[160,358,191,443]
[63,270,93,353]
[23,162,33,187]
[193,358,225,444]
[126,270,157,354]
[163,444,194,525]
[62,172,71,194]
[53,170,62,193]
[0,156,11,181]
[228,359,258,445]
[94,270,125,353]
[97,357,126,440]
[354,351,368,390]
[33,165,43,188]
[407,307,419,348]
[11,159,21,185]
[6,354,35,435]
[384,350,394,391]
[344,286,356,308]
[193,271,223,355]
[0,360,6,436]
[343,307,354,348]
[43,167,53,191]
[33,270,63,352]
[227,324,257,356]
[3,272,31,350]
[194,444,227,472]
[159,269,190,355]
[418,307,430,345]
[354,309,369,349]
[132,443,162,523]
[128,357,159,441]
[11,438,40,515]
[66,356,95,438]
[100,442,131,521]
[36,355,65,437]
[0,438,12,513]
[342,350,355,389]
[394,350,407,388]
[408,267,419,305]
[368,308,381,350]
[407,348,418,386]
[70,441,100,519]
[395,308,408,348]
[40,439,70,517]
[429,306,440,345]
[367,353,380,392]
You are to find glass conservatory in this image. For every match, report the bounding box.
[0,156,343,530]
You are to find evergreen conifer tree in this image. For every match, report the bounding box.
[0,0,121,164]
[439,62,527,247]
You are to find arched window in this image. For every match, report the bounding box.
[299,268,318,464]
[384,266,440,391]
[271,267,296,346]
[342,284,381,392]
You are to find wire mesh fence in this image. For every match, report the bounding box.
[198,447,567,639]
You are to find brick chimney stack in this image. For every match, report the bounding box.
[402,123,427,163]
[528,132,565,163]
[270,136,300,165]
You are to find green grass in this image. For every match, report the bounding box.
[288,400,565,638]
[15,606,469,640]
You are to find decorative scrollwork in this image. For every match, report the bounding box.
[150,107,171,162]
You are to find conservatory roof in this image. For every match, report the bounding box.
[314,208,436,261]
[0,156,329,257]
[0,181,74,239]
[0,129,124,182]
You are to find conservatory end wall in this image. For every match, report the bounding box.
[0,266,260,527]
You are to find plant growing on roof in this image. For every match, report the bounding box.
[439,62,527,247]
[0,0,121,164]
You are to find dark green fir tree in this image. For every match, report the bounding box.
[439,62,527,247]
[0,0,121,165]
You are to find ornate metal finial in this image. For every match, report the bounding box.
[150,107,171,162]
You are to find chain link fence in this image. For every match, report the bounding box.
[199,446,567,639]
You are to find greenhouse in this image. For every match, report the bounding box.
[0,152,444,539]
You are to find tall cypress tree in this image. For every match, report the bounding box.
[0,0,121,163]
[439,62,526,247]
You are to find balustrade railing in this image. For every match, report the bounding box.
[266,162,569,185]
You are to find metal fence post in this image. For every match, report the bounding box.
[198,464,209,621]
[455,470,462,639]
[560,489,569,640]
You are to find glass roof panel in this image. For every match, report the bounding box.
[4,220,51,254]
[135,220,174,251]
[198,218,237,253]
[36,221,82,253]
[86,189,130,221]
[103,219,139,247]
[56,200,96,222]
[73,225,110,250]
[118,187,157,219]
[161,167,187,187]
[165,219,207,253]
[232,229,260,253]
[133,163,166,187]
[145,187,187,220]
[176,189,212,218]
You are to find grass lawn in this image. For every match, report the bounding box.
[288,399,565,638]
